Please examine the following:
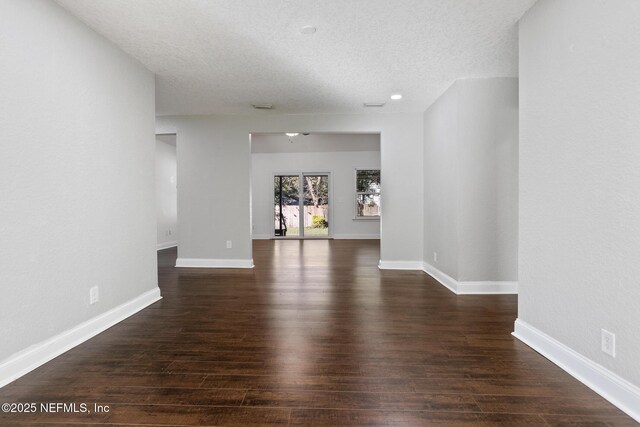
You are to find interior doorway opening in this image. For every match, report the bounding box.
[250,132,381,242]
[155,133,178,251]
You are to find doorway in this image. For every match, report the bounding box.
[274,173,330,238]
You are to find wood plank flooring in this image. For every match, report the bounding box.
[0,240,634,426]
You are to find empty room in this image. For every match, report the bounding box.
[1,0,638,425]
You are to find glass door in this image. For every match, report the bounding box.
[274,175,300,237]
[303,175,329,237]
[274,173,330,238]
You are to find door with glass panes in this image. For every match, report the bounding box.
[274,173,330,238]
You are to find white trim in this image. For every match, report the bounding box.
[156,240,177,250]
[0,288,161,389]
[422,262,518,295]
[422,262,458,293]
[378,260,423,270]
[175,258,255,268]
[251,235,272,240]
[354,167,381,220]
[333,234,380,240]
[458,281,518,294]
[513,319,640,423]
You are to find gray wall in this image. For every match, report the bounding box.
[156,136,178,249]
[157,113,423,266]
[423,78,519,282]
[519,0,640,386]
[0,0,157,360]
[423,83,460,279]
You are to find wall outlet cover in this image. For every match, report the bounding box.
[89,286,99,305]
[601,329,616,357]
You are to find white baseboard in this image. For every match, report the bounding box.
[175,258,255,268]
[0,287,162,389]
[251,235,272,240]
[378,260,424,270]
[252,235,380,240]
[458,281,518,294]
[422,262,458,293]
[513,319,640,423]
[422,262,518,295]
[333,234,380,240]
[156,240,177,250]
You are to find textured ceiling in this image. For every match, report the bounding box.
[54,0,537,116]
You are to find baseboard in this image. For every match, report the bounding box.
[333,234,380,240]
[422,262,458,293]
[251,235,272,240]
[252,235,380,240]
[156,240,177,250]
[0,287,162,389]
[457,281,518,294]
[422,262,518,295]
[378,260,423,270]
[175,258,255,268]
[513,319,640,423]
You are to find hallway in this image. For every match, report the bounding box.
[0,240,632,425]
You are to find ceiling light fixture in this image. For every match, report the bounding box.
[363,102,386,107]
[390,94,403,100]
[252,103,273,109]
[300,26,317,34]
[285,132,299,143]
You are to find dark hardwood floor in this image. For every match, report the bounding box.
[0,240,634,426]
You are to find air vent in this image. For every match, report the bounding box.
[363,102,386,107]
[252,103,273,110]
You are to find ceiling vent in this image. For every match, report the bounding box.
[363,102,386,107]
[252,103,273,110]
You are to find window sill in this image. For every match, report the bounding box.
[353,217,381,221]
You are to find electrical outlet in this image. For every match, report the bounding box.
[226,240,232,249]
[89,286,99,305]
[601,329,616,357]
[433,252,438,262]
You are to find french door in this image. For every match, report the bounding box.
[274,173,330,238]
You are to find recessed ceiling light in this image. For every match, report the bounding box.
[390,94,403,100]
[301,26,317,35]
[285,133,299,137]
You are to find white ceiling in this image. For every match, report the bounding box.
[55,0,536,116]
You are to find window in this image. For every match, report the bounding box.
[355,169,381,218]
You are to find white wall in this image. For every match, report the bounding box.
[251,133,381,239]
[423,83,460,279]
[156,113,423,267]
[0,0,157,364]
[519,0,640,387]
[423,78,519,283]
[156,136,178,249]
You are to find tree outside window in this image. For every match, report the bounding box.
[355,169,380,218]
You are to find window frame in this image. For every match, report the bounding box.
[354,168,381,220]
